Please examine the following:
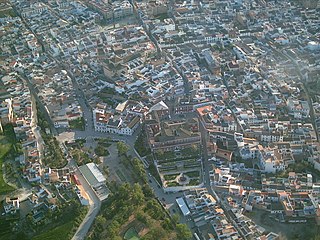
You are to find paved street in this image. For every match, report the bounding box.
[199,120,248,238]
[72,168,101,240]
[199,119,221,203]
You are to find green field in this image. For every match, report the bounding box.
[0,218,15,240]
[124,227,140,240]
[32,221,74,240]
[0,135,14,195]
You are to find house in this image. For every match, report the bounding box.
[3,197,20,214]
[287,98,310,119]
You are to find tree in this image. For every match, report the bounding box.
[106,220,121,239]
[162,218,173,230]
[142,227,167,240]
[172,213,180,225]
[96,215,107,229]
[132,183,145,205]
[15,231,28,240]
[116,141,129,156]
[95,145,109,156]
[132,157,147,182]
[103,166,109,176]
[112,237,122,240]
[176,224,192,240]
[142,184,154,198]
[136,210,149,225]
[146,199,164,220]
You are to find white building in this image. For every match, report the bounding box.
[93,108,140,135]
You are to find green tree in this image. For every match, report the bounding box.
[132,183,145,204]
[142,227,167,240]
[136,210,149,225]
[95,145,108,156]
[142,184,154,198]
[162,218,173,230]
[172,213,180,225]
[116,141,129,156]
[146,199,164,220]
[176,224,192,240]
[96,215,107,229]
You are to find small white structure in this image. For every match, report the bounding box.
[4,197,20,214]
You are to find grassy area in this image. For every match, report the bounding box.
[69,117,85,131]
[155,151,175,161]
[234,156,253,168]
[180,145,200,157]
[32,221,74,240]
[75,138,86,147]
[134,129,151,157]
[163,174,179,181]
[185,171,200,178]
[31,200,88,240]
[0,125,16,195]
[95,138,112,149]
[0,219,15,240]
[95,144,110,157]
[167,182,179,187]
[188,179,200,186]
[0,8,17,18]
[274,160,320,180]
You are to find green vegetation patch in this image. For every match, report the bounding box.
[188,179,200,186]
[167,182,179,187]
[163,174,179,181]
[155,150,175,160]
[94,145,109,157]
[31,200,88,240]
[0,8,17,18]
[38,106,67,168]
[134,129,151,157]
[69,117,85,131]
[0,219,15,240]
[32,221,74,240]
[185,171,200,178]
[70,148,91,166]
[42,136,67,168]
[154,12,169,21]
[0,125,16,194]
[87,183,188,240]
[180,145,200,157]
[124,227,140,240]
